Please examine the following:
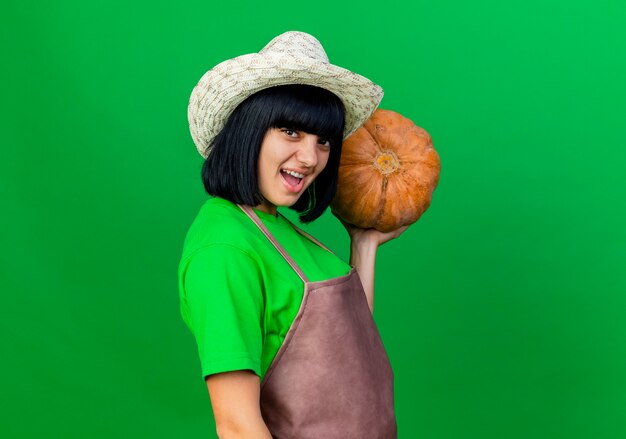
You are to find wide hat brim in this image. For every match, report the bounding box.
[188,31,384,159]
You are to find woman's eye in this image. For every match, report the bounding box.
[281,128,298,137]
[318,138,331,148]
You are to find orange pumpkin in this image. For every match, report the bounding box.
[331,109,441,232]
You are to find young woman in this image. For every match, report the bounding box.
[179,31,406,439]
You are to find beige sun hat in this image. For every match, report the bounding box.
[188,31,384,159]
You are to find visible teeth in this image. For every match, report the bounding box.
[282,169,304,179]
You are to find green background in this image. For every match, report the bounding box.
[2,0,625,437]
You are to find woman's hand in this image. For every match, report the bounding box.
[333,212,409,314]
[334,214,409,248]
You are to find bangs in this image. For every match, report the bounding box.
[260,85,345,144]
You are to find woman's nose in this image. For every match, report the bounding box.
[295,134,319,167]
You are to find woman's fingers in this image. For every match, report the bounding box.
[374,224,409,246]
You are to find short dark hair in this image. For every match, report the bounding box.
[201,84,346,223]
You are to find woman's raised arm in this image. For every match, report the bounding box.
[341,220,408,314]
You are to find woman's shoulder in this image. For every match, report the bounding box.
[180,197,259,261]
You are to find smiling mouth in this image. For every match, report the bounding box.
[280,169,304,192]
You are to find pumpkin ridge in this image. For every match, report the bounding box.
[372,176,388,228]
[362,121,385,154]
[399,166,436,190]
[396,161,439,174]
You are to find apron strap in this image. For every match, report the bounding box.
[238,204,309,283]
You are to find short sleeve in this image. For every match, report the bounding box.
[179,244,264,379]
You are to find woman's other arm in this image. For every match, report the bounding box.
[344,222,408,314]
[206,370,272,439]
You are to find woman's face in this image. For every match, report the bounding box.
[256,127,331,215]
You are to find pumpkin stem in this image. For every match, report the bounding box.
[373,150,400,175]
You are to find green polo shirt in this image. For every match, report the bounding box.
[178,197,351,380]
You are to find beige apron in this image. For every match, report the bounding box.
[238,205,397,439]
